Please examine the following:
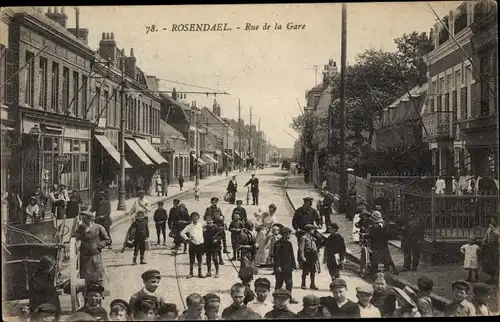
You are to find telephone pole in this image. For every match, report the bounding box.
[338,3,348,214]
[256,117,261,166]
[117,59,127,211]
[249,106,253,156]
[195,103,200,184]
[238,99,242,172]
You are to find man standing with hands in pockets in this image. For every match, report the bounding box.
[244,173,259,206]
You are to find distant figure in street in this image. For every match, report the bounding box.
[31,185,48,220]
[130,211,149,265]
[92,191,112,248]
[229,213,245,261]
[7,184,23,224]
[460,236,480,282]
[303,168,310,184]
[153,201,168,246]
[480,216,499,284]
[204,216,223,278]
[193,183,201,201]
[66,194,80,219]
[435,176,446,195]
[347,182,357,221]
[181,212,205,279]
[169,202,190,253]
[162,175,169,197]
[368,212,399,275]
[400,204,424,272]
[155,175,163,197]
[244,173,260,206]
[226,175,237,204]
[136,175,145,193]
[178,175,184,191]
[204,197,228,260]
[232,200,248,223]
[317,190,334,230]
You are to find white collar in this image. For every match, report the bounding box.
[142,287,156,296]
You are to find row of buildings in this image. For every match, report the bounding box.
[0,7,278,205]
[299,0,497,186]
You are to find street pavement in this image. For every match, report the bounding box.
[96,168,371,315]
[285,174,498,313]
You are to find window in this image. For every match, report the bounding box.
[113,89,119,126]
[24,51,35,106]
[95,87,101,121]
[454,4,467,34]
[103,90,109,123]
[446,74,452,92]
[455,70,461,89]
[62,67,69,112]
[438,17,450,45]
[59,139,90,190]
[480,55,490,116]
[431,81,437,95]
[81,75,88,118]
[39,58,48,109]
[51,62,59,111]
[439,77,445,94]
[73,72,79,116]
[465,65,472,85]
[110,89,117,126]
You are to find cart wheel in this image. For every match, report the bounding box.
[57,224,70,237]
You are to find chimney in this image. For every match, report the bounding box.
[213,99,218,116]
[99,31,117,63]
[124,48,137,80]
[68,28,89,45]
[217,104,221,117]
[46,6,68,28]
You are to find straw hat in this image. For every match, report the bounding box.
[370,211,383,224]
[394,286,418,307]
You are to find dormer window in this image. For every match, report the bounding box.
[438,16,450,45]
[454,3,467,34]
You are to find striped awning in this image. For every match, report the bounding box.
[202,154,218,164]
[94,135,132,168]
[191,153,207,165]
[134,138,169,165]
[126,139,154,166]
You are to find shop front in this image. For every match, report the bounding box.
[124,137,155,195]
[135,136,169,194]
[19,116,93,205]
[202,153,218,176]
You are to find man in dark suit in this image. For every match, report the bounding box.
[92,191,112,248]
[244,174,259,206]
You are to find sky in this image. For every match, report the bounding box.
[39,2,462,148]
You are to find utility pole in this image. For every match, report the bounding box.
[257,117,261,166]
[238,99,242,172]
[117,59,127,211]
[338,3,348,214]
[249,106,253,156]
[195,103,199,184]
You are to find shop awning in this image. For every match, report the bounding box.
[191,153,207,165]
[202,154,218,164]
[94,135,132,169]
[134,138,169,165]
[125,139,154,166]
[223,152,233,160]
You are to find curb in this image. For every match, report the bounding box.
[284,189,452,310]
[110,173,239,230]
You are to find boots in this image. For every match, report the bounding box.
[132,256,137,265]
[198,264,205,278]
[218,251,224,265]
[187,265,194,279]
[301,273,307,289]
[140,256,147,265]
[310,273,318,290]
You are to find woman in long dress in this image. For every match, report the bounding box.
[481,217,499,284]
[255,204,278,267]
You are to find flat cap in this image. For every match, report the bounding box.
[35,303,57,314]
[356,284,374,294]
[203,293,221,304]
[236,199,243,204]
[452,280,470,292]
[280,227,292,235]
[141,269,161,281]
[173,199,180,203]
[302,294,320,306]
[139,298,158,311]
[473,282,491,294]
[330,278,347,289]
[86,283,105,294]
[110,299,131,313]
[254,278,271,289]
[80,210,95,218]
[272,288,291,299]
[211,197,219,202]
[158,303,178,315]
[303,197,314,201]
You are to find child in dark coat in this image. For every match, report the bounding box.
[323,223,347,280]
[153,202,168,246]
[272,227,299,304]
[229,213,245,261]
[131,211,149,265]
[204,216,223,278]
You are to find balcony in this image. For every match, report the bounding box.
[421,111,455,142]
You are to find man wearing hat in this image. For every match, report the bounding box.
[205,197,228,258]
[232,199,248,223]
[400,204,424,272]
[77,283,109,321]
[368,211,399,275]
[297,294,325,318]
[444,280,476,316]
[393,286,421,317]
[247,278,273,317]
[29,256,62,318]
[292,196,322,268]
[226,175,238,205]
[129,269,166,317]
[320,279,359,318]
[356,285,381,318]
[263,288,297,319]
[272,227,299,304]
[244,173,260,206]
[91,191,112,248]
[72,210,111,285]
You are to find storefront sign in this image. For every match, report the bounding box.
[54,155,69,164]
[151,137,161,144]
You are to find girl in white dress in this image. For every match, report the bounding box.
[255,204,278,266]
[460,235,480,282]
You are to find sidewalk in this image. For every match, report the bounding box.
[109,172,240,229]
[285,177,457,311]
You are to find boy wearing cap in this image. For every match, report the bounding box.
[109,299,131,321]
[181,212,206,278]
[205,197,228,259]
[229,213,245,260]
[135,297,159,321]
[204,216,223,277]
[130,211,150,264]
[203,293,222,320]
[153,201,168,246]
[178,293,206,320]
[247,278,273,317]
[129,270,167,317]
[472,282,492,316]
[299,224,320,290]
[292,197,322,268]
[263,288,297,319]
[297,295,325,319]
[356,285,381,318]
[272,226,299,304]
[232,200,248,223]
[77,283,109,321]
[416,276,435,317]
[222,283,262,320]
[444,280,476,317]
[157,303,179,320]
[320,279,358,318]
[324,223,346,280]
